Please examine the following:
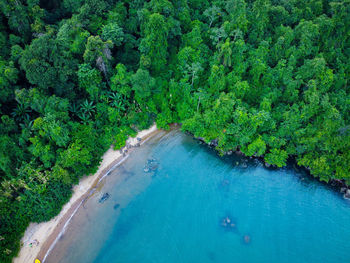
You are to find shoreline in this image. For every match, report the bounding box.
[13,125,159,263]
[193,136,350,197]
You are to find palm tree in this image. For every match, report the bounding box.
[19,115,33,130]
[109,92,127,112]
[11,104,31,122]
[77,111,91,125]
[79,100,96,117]
[69,103,79,115]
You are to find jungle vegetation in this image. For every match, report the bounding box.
[0,0,349,261]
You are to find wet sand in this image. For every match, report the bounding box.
[13,125,159,263]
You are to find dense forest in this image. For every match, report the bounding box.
[0,0,349,261]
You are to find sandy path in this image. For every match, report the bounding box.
[13,125,158,263]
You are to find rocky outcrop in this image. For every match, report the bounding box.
[209,139,218,147]
[99,192,110,203]
[220,216,236,230]
[191,132,349,197]
[143,158,159,174]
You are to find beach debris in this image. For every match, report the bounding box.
[113,203,120,210]
[143,158,159,174]
[29,239,39,247]
[220,216,236,230]
[99,192,110,203]
[243,235,251,244]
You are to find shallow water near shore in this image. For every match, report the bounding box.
[45,130,350,263]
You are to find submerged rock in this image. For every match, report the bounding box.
[99,192,110,203]
[221,179,230,186]
[264,162,271,168]
[344,189,350,200]
[196,137,205,143]
[220,216,236,230]
[243,235,251,244]
[113,203,120,210]
[143,158,159,174]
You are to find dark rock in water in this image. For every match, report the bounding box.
[241,163,248,168]
[331,179,346,188]
[264,162,271,168]
[99,192,110,203]
[221,179,230,186]
[196,137,205,142]
[209,139,218,147]
[149,162,158,171]
[144,158,159,174]
[207,251,216,261]
[113,203,120,210]
[135,143,140,147]
[137,137,142,141]
[344,189,350,199]
[340,187,347,194]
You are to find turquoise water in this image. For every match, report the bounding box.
[46,130,350,263]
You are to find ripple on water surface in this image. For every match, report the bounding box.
[45,130,350,263]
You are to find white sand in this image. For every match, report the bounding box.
[13,125,158,263]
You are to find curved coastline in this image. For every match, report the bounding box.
[13,125,159,263]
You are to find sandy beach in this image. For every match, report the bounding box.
[13,125,158,263]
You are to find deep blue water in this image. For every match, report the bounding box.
[46,130,350,263]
